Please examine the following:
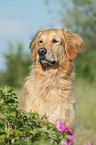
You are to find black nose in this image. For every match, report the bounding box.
[38,47,47,56]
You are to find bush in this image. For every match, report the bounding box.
[0,86,70,145]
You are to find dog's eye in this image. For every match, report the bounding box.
[52,39,59,43]
[39,40,43,43]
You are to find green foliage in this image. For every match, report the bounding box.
[0,42,32,88]
[0,86,66,145]
[66,0,96,82]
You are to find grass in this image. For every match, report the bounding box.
[74,80,96,145]
[15,80,96,145]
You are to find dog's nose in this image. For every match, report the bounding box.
[38,47,47,56]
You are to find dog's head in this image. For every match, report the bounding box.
[30,29,83,67]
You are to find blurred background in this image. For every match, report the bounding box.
[0,0,96,144]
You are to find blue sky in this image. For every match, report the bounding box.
[0,0,61,70]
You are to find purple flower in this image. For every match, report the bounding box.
[56,120,72,135]
[85,142,92,145]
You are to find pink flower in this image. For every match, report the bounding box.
[56,120,65,132]
[56,120,74,145]
[61,141,68,145]
[85,142,92,145]
[66,135,74,145]
[63,126,72,135]
[56,120,72,135]
[61,135,74,145]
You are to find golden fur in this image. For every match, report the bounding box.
[20,29,83,132]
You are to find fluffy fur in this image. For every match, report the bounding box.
[20,29,83,132]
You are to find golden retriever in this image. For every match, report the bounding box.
[20,29,83,132]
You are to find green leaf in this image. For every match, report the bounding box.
[9,129,20,136]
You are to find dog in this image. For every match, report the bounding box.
[20,29,83,132]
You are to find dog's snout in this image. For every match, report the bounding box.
[38,47,47,56]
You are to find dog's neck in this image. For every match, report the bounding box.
[33,57,74,80]
[30,57,76,110]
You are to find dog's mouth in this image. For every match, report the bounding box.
[37,55,57,67]
[40,59,57,66]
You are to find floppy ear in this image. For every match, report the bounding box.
[30,30,43,60]
[64,30,83,60]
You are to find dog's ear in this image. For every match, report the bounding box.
[62,30,83,60]
[30,30,43,60]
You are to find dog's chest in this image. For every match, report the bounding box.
[32,77,75,126]
[25,74,75,128]
[32,75,74,110]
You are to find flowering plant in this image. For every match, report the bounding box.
[0,87,93,145]
[56,120,74,145]
[56,120,92,145]
[85,142,92,145]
